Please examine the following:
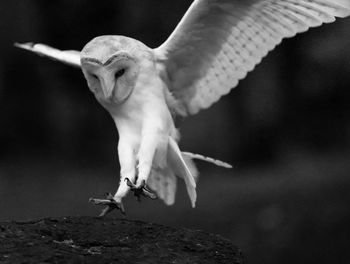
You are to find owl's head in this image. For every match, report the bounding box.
[80,35,146,104]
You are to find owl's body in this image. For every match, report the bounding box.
[108,58,183,205]
[81,36,197,207]
[110,80,180,205]
[16,0,350,215]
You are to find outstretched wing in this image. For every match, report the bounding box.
[15,42,81,68]
[155,0,350,115]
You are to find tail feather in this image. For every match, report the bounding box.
[168,137,198,207]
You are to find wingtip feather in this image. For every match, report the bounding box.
[14,42,34,51]
[182,152,232,169]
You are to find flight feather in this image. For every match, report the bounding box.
[155,0,350,115]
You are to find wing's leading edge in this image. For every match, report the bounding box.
[15,42,81,68]
[155,0,350,115]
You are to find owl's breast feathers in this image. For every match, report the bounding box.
[106,69,176,151]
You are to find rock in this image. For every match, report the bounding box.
[0,216,243,264]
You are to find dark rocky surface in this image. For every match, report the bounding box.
[0,216,243,264]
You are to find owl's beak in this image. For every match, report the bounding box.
[100,77,115,100]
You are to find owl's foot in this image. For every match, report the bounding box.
[89,193,125,217]
[125,178,157,202]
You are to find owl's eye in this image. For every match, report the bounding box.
[115,69,125,79]
[91,74,98,80]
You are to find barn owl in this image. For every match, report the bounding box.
[16,0,350,216]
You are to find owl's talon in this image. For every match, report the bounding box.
[125,178,157,201]
[89,193,125,217]
[125,178,136,188]
[137,180,146,189]
[142,186,158,200]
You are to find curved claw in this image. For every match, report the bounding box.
[89,193,125,217]
[125,178,136,188]
[125,178,157,201]
[142,186,157,200]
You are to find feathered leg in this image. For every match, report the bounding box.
[135,132,160,187]
[114,140,137,200]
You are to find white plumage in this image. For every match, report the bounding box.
[155,0,350,115]
[15,0,350,215]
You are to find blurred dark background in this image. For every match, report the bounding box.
[1,0,350,263]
